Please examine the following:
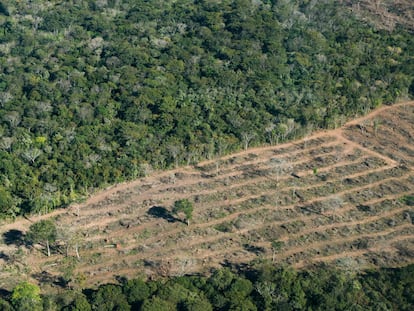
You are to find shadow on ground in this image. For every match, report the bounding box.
[2,229,25,246]
[147,206,178,223]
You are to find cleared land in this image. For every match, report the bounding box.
[0,101,414,289]
[344,0,414,31]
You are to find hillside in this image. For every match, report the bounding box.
[0,101,413,290]
[344,0,414,31]
[0,0,414,219]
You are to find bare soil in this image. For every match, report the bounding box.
[0,101,413,289]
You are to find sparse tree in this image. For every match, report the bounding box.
[265,123,279,145]
[26,219,57,256]
[173,199,193,226]
[0,137,13,151]
[241,131,256,151]
[58,224,82,259]
[3,111,21,128]
[271,241,284,263]
[270,158,292,183]
[0,91,13,106]
[22,148,42,164]
[140,162,153,177]
[167,143,183,168]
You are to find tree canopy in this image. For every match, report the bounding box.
[0,0,412,218]
[173,199,194,226]
[3,264,413,310]
[11,282,42,311]
[26,219,57,256]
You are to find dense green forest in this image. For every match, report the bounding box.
[1,263,413,310]
[0,0,413,217]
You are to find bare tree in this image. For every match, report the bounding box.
[241,131,256,150]
[0,137,13,151]
[4,111,21,128]
[270,158,293,183]
[303,123,314,149]
[22,148,42,164]
[58,224,82,259]
[271,241,284,263]
[140,162,153,177]
[167,143,182,168]
[286,118,296,137]
[265,123,278,145]
[84,153,101,169]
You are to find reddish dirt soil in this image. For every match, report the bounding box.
[0,101,413,289]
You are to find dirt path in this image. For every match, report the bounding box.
[2,102,410,232]
[292,234,414,269]
[1,100,414,288]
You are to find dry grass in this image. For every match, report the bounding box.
[0,101,413,289]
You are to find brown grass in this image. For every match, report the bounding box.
[0,101,413,289]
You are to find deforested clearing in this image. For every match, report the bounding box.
[1,101,413,288]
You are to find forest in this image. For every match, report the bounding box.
[1,263,413,310]
[0,0,413,218]
[0,0,414,309]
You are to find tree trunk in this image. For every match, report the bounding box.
[46,240,50,257]
[75,243,80,259]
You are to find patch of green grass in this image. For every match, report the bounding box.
[214,222,233,233]
[400,195,414,206]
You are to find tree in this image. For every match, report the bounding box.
[91,284,130,311]
[63,293,91,311]
[26,219,57,256]
[141,297,175,311]
[241,131,256,150]
[270,158,292,183]
[58,224,82,259]
[182,297,213,311]
[0,187,19,219]
[0,298,13,311]
[22,148,42,165]
[173,199,194,226]
[11,282,42,311]
[271,241,284,263]
[0,1,9,16]
[123,278,151,306]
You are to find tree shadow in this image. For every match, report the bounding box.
[147,206,178,223]
[2,229,25,246]
[243,244,266,255]
[0,252,9,261]
[32,271,67,288]
[221,259,250,274]
[0,288,11,300]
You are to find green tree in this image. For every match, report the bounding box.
[11,281,43,311]
[182,298,213,311]
[0,298,13,311]
[141,297,175,311]
[173,199,194,226]
[26,219,57,256]
[91,284,130,311]
[123,278,151,307]
[226,278,257,311]
[63,293,92,311]
[0,187,19,219]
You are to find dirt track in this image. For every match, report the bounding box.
[0,101,413,289]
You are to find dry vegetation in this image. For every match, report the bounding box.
[0,101,414,289]
[345,0,414,31]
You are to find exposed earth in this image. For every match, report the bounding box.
[0,101,413,289]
